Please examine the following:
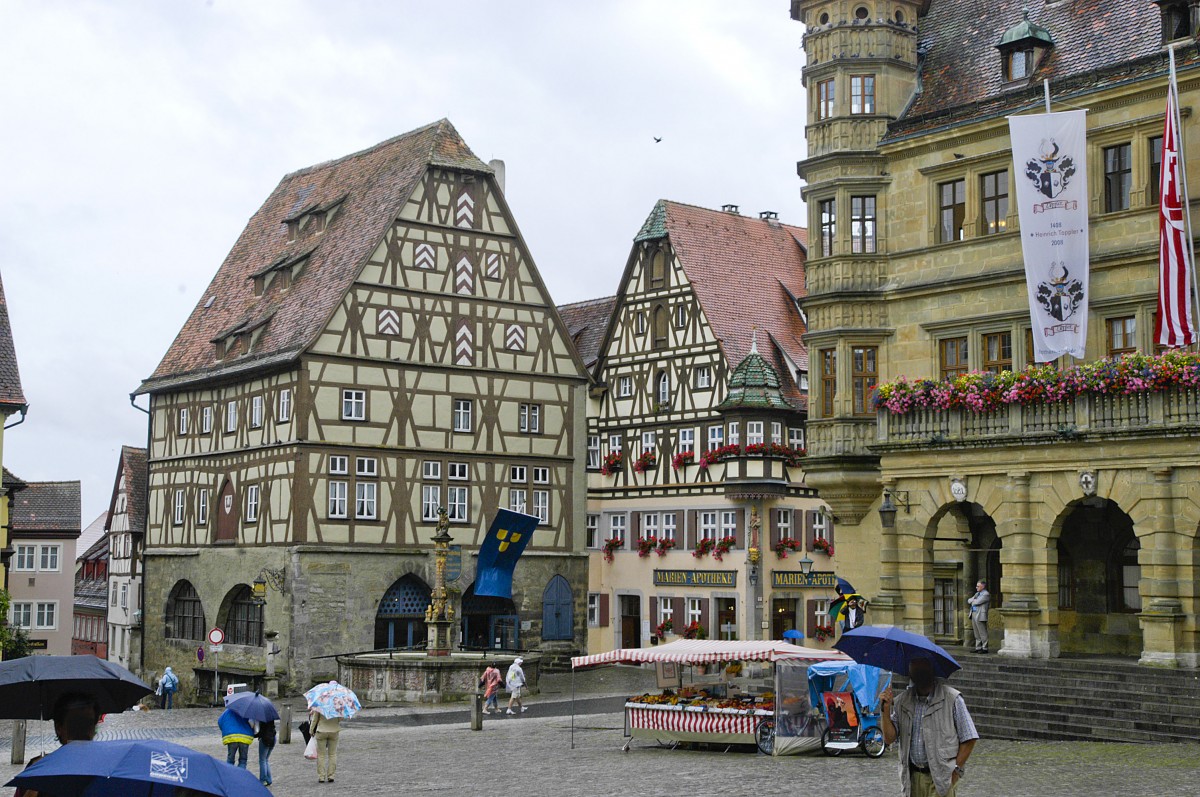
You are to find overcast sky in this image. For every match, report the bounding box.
[0,0,807,519]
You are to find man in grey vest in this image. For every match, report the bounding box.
[881,658,979,797]
[967,580,991,654]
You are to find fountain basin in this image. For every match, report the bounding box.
[337,651,540,703]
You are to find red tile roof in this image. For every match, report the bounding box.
[657,201,809,403]
[0,272,26,409]
[139,119,491,393]
[887,1,1169,141]
[5,477,81,535]
[108,445,148,536]
[557,296,617,369]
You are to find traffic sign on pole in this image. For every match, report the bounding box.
[207,627,225,646]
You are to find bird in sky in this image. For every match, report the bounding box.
[653,137,662,143]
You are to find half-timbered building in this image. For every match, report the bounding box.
[73,521,109,658]
[106,446,146,673]
[569,201,838,653]
[0,272,27,591]
[136,120,589,695]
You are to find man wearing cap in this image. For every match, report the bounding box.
[505,657,527,715]
[880,658,979,797]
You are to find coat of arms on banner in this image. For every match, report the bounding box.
[1036,262,1084,323]
[1025,138,1076,199]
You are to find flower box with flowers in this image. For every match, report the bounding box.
[698,444,742,470]
[633,451,658,474]
[812,537,834,556]
[600,452,623,476]
[773,538,802,558]
[712,535,736,561]
[602,536,624,563]
[654,619,673,639]
[692,538,716,559]
[813,624,836,643]
[637,536,658,558]
[656,538,677,557]
[682,621,707,640]
[873,351,1200,416]
[671,450,695,471]
[743,442,807,467]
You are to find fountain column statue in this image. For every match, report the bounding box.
[426,507,455,657]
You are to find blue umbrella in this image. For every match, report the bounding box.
[782,629,804,640]
[835,577,856,596]
[834,625,961,679]
[223,691,280,722]
[5,739,271,796]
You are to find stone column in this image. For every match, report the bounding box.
[1138,467,1187,667]
[871,479,906,628]
[998,472,1058,659]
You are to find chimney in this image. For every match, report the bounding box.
[721,204,740,214]
[488,159,506,193]
[759,211,779,220]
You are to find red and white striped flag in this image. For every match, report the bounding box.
[1156,73,1197,348]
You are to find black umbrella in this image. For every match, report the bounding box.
[0,655,152,720]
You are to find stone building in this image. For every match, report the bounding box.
[791,0,1200,664]
[105,446,146,673]
[136,120,588,696]
[562,201,836,654]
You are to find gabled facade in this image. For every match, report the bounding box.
[105,446,146,673]
[791,0,1200,664]
[73,515,109,658]
[136,120,589,695]
[576,201,837,653]
[4,474,80,655]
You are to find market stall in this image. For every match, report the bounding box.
[570,639,848,753]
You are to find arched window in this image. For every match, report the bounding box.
[166,580,205,641]
[652,306,668,350]
[649,250,666,289]
[656,371,670,407]
[542,575,574,641]
[375,574,431,650]
[221,585,263,646]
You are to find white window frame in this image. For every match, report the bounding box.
[201,405,213,434]
[707,426,724,451]
[120,584,128,609]
[13,545,34,571]
[778,509,794,541]
[679,428,695,453]
[696,366,712,389]
[519,403,541,434]
[173,490,185,526]
[510,465,527,484]
[533,466,550,484]
[635,312,646,335]
[687,597,703,626]
[532,489,549,524]
[642,512,659,540]
[422,461,441,480]
[721,511,738,540]
[225,401,238,433]
[453,398,473,432]
[656,372,670,405]
[329,481,348,519]
[746,421,765,446]
[814,511,830,543]
[586,514,600,548]
[815,599,831,628]
[355,482,377,520]
[800,372,810,391]
[330,455,349,475]
[342,389,366,421]
[699,512,718,543]
[277,388,292,423]
[509,488,527,514]
[178,407,189,435]
[198,489,209,526]
[35,601,57,630]
[587,593,601,627]
[39,544,60,572]
[618,376,632,398]
[609,513,627,539]
[447,485,469,522]
[10,602,31,628]
[356,457,378,477]
[251,395,264,429]
[422,485,441,521]
[448,462,469,481]
[728,422,740,447]
[789,427,805,450]
[641,431,657,457]
[245,484,260,522]
[659,598,674,625]
[587,435,601,469]
[674,303,687,329]
[771,422,783,445]
[609,434,622,454]
[661,512,677,542]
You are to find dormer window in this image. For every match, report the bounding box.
[1007,49,1032,81]
[996,10,1053,83]
[1158,1,1196,42]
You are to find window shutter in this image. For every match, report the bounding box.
[687,510,698,549]
[672,597,685,629]
[599,593,610,627]
[629,513,640,546]
[650,596,659,623]
[734,509,745,549]
[698,599,711,638]
[806,599,818,637]
[769,510,781,548]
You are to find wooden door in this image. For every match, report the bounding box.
[619,595,641,648]
[215,479,237,542]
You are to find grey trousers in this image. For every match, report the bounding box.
[972,616,988,650]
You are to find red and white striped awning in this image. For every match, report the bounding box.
[571,638,849,669]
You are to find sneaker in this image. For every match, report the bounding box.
[506,709,515,715]
[521,707,528,712]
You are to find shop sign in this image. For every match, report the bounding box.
[653,570,737,588]
[27,639,48,651]
[771,571,837,589]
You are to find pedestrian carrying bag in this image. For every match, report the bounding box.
[304,736,318,761]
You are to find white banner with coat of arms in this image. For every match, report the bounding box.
[1008,109,1089,361]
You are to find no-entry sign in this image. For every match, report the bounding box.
[208,627,225,646]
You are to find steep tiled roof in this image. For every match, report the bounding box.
[717,336,796,412]
[8,479,81,535]
[642,201,809,404]
[0,272,26,410]
[139,119,492,393]
[557,296,617,370]
[109,446,148,535]
[888,1,1169,141]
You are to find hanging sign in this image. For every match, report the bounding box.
[1008,109,1090,361]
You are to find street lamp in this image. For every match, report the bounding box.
[879,490,910,529]
[798,554,814,575]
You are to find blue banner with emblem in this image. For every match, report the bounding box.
[474,509,539,599]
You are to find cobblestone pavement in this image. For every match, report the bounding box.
[3,708,1200,796]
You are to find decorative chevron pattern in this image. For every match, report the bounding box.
[455,192,475,228]
[377,308,400,336]
[455,257,474,295]
[506,324,526,351]
[485,253,501,279]
[454,319,474,366]
[415,243,436,270]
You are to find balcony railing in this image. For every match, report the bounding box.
[876,386,1200,447]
